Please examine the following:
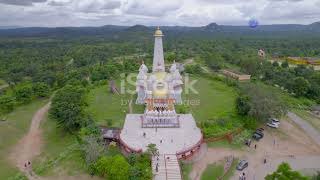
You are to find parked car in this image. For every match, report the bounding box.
[267,118,280,128]
[252,128,264,140]
[270,118,280,125]
[255,128,264,136]
[267,121,279,128]
[252,133,263,140]
[236,160,249,171]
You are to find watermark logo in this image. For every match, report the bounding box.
[119,73,199,95]
[248,18,259,28]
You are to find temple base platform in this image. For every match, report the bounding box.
[119,114,202,154]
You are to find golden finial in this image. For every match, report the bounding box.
[154,26,163,37]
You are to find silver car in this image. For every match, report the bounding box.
[236,160,249,171]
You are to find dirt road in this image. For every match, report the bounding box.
[8,102,50,179]
[288,111,320,146]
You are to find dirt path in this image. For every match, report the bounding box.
[9,102,50,169]
[7,101,104,180]
[8,102,50,178]
[190,117,320,180]
[288,111,320,146]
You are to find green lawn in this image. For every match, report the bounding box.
[201,162,224,180]
[87,76,238,128]
[0,99,49,180]
[87,80,144,128]
[183,76,238,122]
[201,159,238,180]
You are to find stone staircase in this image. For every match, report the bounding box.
[152,154,182,180]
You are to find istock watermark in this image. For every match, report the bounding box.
[119,73,199,95]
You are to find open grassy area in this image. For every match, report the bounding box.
[87,80,144,128]
[182,76,238,121]
[201,159,238,180]
[87,76,239,130]
[201,162,224,180]
[0,99,48,180]
[32,115,86,177]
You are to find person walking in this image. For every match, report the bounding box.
[254,144,257,149]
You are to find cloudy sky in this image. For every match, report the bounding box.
[0,0,319,27]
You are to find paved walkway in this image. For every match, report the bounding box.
[288,112,320,146]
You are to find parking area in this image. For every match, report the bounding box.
[190,117,320,180]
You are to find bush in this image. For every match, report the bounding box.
[14,84,33,104]
[32,82,50,97]
[0,95,15,115]
[94,155,130,180]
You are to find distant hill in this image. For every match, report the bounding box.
[0,22,320,38]
[0,26,22,29]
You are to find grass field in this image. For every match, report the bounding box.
[201,159,238,180]
[201,162,224,180]
[182,76,238,121]
[87,76,238,129]
[0,99,48,179]
[87,80,144,128]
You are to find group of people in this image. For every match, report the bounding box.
[24,161,32,176]
[239,172,246,180]
[145,109,176,123]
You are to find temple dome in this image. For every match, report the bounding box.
[154,27,164,37]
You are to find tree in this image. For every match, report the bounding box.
[0,95,15,115]
[239,84,287,122]
[14,84,33,104]
[32,82,50,97]
[281,61,289,68]
[81,135,104,166]
[236,95,251,116]
[49,85,87,132]
[146,143,158,157]
[265,162,308,180]
[128,153,152,180]
[95,155,130,180]
[272,61,279,67]
[290,77,310,97]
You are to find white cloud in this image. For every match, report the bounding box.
[0,0,319,27]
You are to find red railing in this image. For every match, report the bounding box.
[118,130,142,153]
[176,133,203,160]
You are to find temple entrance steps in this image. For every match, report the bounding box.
[152,154,182,180]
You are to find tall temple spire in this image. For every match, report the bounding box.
[152,27,165,72]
